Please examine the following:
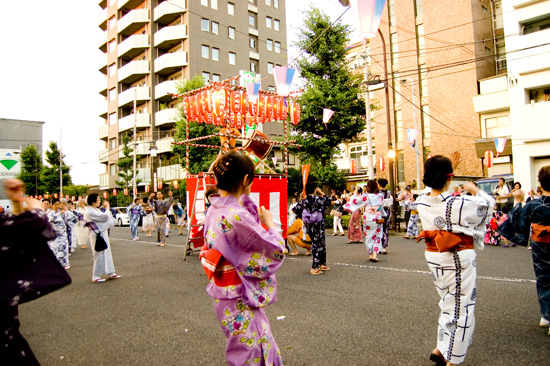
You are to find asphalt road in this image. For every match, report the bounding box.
[19,226,549,365]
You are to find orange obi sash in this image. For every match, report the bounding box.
[416,230,474,253]
[532,224,550,243]
[200,247,242,287]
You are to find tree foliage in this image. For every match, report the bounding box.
[63,185,90,200]
[17,144,43,196]
[115,132,140,190]
[291,6,366,186]
[41,141,72,194]
[172,75,221,174]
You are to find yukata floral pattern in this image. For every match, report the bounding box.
[203,194,285,366]
[47,209,77,267]
[356,193,384,255]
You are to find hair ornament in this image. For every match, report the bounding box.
[214,159,230,175]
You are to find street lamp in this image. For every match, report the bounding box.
[149,143,158,193]
[399,78,422,189]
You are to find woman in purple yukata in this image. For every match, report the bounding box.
[200,150,285,366]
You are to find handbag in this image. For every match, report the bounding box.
[95,233,108,251]
[330,209,342,217]
[376,218,385,224]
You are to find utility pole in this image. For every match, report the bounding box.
[362,41,374,179]
[400,78,421,189]
[59,128,63,198]
[133,87,137,200]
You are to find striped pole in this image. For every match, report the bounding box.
[186,118,189,172]
[284,118,288,175]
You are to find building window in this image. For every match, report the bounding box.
[274,19,280,31]
[109,138,117,150]
[211,21,219,35]
[228,52,236,65]
[202,72,210,83]
[420,64,428,97]
[388,0,396,26]
[274,41,281,53]
[390,33,398,67]
[416,24,425,58]
[110,164,117,176]
[109,113,117,126]
[274,0,279,8]
[350,145,368,159]
[201,0,208,6]
[249,15,256,27]
[266,16,272,28]
[268,85,275,92]
[108,88,116,101]
[228,26,235,39]
[108,16,116,30]
[108,39,116,53]
[212,74,220,82]
[210,0,218,10]
[250,62,257,72]
[228,2,234,15]
[414,0,422,17]
[267,62,274,74]
[397,150,405,182]
[250,38,256,49]
[267,39,272,51]
[201,19,209,32]
[202,45,209,59]
[484,115,509,138]
[265,0,271,5]
[421,105,431,139]
[212,47,220,61]
[108,63,116,77]
[395,110,403,142]
[521,14,550,34]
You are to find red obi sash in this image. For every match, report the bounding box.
[532,224,550,243]
[200,245,242,287]
[416,230,474,252]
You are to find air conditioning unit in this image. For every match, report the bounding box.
[496,58,507,71]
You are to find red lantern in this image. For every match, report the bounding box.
[112,189,117,196]
[213,88,228,115]
[124,188,129,196]
[145,185,149,193]
[272,97,279,120]
[484,150,494,168]
[265,96,274,118]
[278,98,285,120]
[230,90,242,113]
[182,97,191,119]
[256,94,266,116]
[427,154,433,160]
[78,196,82,201]
[233,113,243,129]
[202,90,212,113]
[133,188,138,196]
[379,157,386,171]
[350,160,357,174]
[65,195,69,200]
[158,181,163,190]
[103,191,108,199]
[290,102,301,125]
[54,193,58,199]
[71,196,75,201]
[241,93,249,115]
[39,195,43,199]
[173,180,179,189]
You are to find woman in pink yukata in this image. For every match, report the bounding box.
[200,150,285,366]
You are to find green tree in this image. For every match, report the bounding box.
[63,184,90,200]
[172,75,221,174]
[115,132,140,192]
[17,144,43,196]
[41,141,72,195]
[292,6,366,184]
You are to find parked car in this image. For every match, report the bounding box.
[113,207,130,226]
[476,174,514,211]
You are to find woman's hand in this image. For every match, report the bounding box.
[463,182,479,196]
[258,206,276,229]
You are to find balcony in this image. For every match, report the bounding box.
[155,80,178,101]
[99,173,109,190]
[99,0,107,9]
[99,75,108,97]
[249,28,259,36]
[118,60,149,84]
[136,168,152,183]
[118,34,149,59]
[98,7,108,30]
[98,31,108,52]
[154,24,187,50]
[119,0,146,11]
[155,108,179,127]
[99,149,109,163]
[157,163,184,181]
[98,56,108,74]
[99,125,108,140]
[473,75,510,114]
[157,136,175,154]
[154,0,187,25]
[118,113,151,133]
[248,3,258,13]
[249,50,260,60]
[118,86,150,108]
[154,51,187,75]
[118,9,149,36]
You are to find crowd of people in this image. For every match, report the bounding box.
[2,149,549,366]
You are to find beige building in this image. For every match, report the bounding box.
[97,0,289,190]
[340,0,497,188]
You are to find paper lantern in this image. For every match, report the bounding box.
[173,180,179,189]
[407,129,420,147]
[133,188,138,196]
[494,137,507,157]
[484,150,494,168]
[272,97,279,120]
[124,188,129,196]
[427,154,433,160]
[233,113,244,129]
[39,195,43,199]
[112,189,117,196]
[273,66,296,96]
[54,193,58,198]
[202,90,212,113]
[256,94,266,116]
[246,82,260,104]
[349,0,387,39]
[182,97,191,119]
[145,185,149,193]
[230,90,242,113]
[158,181,163,190]
[103,191,108,199]
[213,88,228,115]
[290,102,301,125]
[278,98,285,120]
[65,195,69,200]
[71,196,75,201]
[272,156,278,166]
[379,157,385,171]
[351,160,358,174]
[241,93,249,115]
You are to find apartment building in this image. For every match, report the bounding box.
[97,0,288,190]
[473,0,550,189]
[343,0,495,188]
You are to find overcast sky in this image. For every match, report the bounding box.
[0,0,355,185]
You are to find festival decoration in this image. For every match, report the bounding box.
[173,180,179,189]
[351,160,358,174]
[427,154,433,160]
[54,193,58,199]
[290,102,301,125]
[158,181,163,190]
[112,189,117,196]
[484,150,494,168]
[379,157,385,171]
[272,156,278,166]
[145,185,149,193]
[273,66,296,97]
[301,164,311,196]
[124,188,129,196]
[494,137,507,157]
[65,195,69,200]
[323,108,335,129]
[407,129,420,148]
[246,82,261,103]
[103,192,108,199]
[349,0,388,39]
[72,196,75,201]
[133,188,138,196]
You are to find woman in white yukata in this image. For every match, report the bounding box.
[200,150,285,366]
[86,193,121,283]
[75,200,89,248]
[415,155,494,366]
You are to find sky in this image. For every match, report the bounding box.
[0,0,356,185]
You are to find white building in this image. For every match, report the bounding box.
[474,0,550,189]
